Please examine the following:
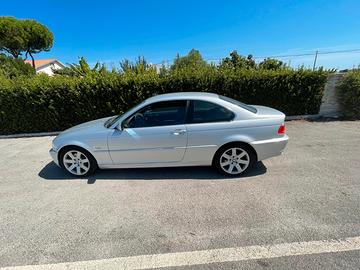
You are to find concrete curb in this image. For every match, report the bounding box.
[286,114,341,121]
[285,114,321,121]
[0,131,61,139]
[0,114,341,139]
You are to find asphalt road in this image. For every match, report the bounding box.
[0,120,359,269]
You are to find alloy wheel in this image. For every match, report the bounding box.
[63,150,90,176]
[219,147,250,175]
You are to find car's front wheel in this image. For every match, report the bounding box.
[213,143,256,176]
[59,146,97,177]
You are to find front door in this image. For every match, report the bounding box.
[108,100,188,164]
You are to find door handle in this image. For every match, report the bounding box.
[172,129,186,136]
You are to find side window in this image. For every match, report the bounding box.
[188,100,234,124]
[125,100,187,128]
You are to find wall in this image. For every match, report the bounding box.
[319,73,344,118]
[37,62,63,76]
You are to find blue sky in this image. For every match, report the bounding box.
[2,0,360,69]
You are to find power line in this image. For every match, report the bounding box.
[252,52,315,59]
[252,49,360,60]
[154,48,360,66]
[319,48,360,54]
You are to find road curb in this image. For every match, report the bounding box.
[0,131,61,139]
[286,114,341,121]
[285,114,321,121]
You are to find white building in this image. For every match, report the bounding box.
[24,59,65,76]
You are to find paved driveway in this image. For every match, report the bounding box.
[0,121,359,269]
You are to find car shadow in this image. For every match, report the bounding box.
[38,161,267,183]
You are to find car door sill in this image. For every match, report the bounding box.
[99,161,210,169]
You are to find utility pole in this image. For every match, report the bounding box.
[313,50,318,70]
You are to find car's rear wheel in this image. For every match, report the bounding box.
[214,143,256,176]
[59,147,97,177]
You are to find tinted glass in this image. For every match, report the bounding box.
[126,100,187,128]
[187,100,234,124]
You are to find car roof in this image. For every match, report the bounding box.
[145,92,219,103]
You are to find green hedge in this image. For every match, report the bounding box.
[0,69,328,134]
[337,70,360,119]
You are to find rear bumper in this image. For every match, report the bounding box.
[49,148,59,166]
[250,135,289,161]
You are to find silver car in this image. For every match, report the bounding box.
[50,92,288,177]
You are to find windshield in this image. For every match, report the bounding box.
[104,102,145,128]
[219,95,257,113]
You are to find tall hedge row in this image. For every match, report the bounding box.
[0,69,328,134]
[337,70,360,119]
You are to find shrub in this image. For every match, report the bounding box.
[0,68,328,134]
[0,54,35,78]
[337,70,360,119]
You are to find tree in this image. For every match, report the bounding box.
[23,19,53,68]
[171,49,208,71]
[0,53,35,78]
[259,58,285,70]
[120,56,156,74]
[220,51,256,70]
[53,57,107,77]
[0,17,53,68]
[0,17,27,58]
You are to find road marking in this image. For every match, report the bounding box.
[2,236,360,270]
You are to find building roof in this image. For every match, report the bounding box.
[24,59,64,69]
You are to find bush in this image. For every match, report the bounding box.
[337,70,360,119]
[0,54,35,78]
[0,68,328,134]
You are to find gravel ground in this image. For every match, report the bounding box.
[0,120,359,269]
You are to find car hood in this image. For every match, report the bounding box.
[252,105,285,119]
[59,116,112,136]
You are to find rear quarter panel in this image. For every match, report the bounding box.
[183,117,284,165]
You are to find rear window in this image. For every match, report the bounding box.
[219,95,257,114]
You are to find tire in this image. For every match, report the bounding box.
[213,143,256,176]
[59,146,98,177]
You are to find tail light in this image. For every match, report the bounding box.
[278,124,286,135]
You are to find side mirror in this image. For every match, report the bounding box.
[119,117,132,130]
[116,122,124,131]
[121,115,136,130]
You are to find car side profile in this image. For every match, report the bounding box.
[50,92,289,176]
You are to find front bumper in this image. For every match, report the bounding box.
[250,135,289,161]
[49,148,59,166]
